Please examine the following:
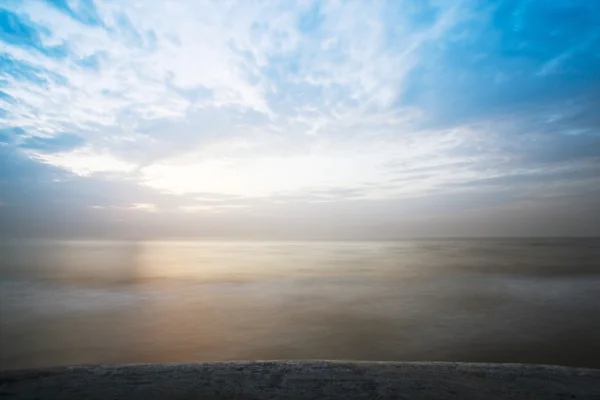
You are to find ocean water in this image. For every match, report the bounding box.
[1,238,599,370]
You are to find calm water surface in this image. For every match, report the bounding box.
[1,239,599,370]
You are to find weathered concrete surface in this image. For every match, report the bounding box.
[1,361,599,400]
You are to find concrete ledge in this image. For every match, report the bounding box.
[1,361,599,399]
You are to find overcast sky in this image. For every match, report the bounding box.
[1,0,599,239]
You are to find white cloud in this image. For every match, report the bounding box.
[130,203,158,212]
[139,126,479,199]
[31,148,136,176]
[2,0,549,204]
[90,203,158,212]
[1,0,464,139]
[180,204,250,214]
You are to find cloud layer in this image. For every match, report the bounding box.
[1,0,599,238]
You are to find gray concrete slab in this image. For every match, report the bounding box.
[1,361,599,399]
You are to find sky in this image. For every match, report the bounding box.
[1,0,599,239]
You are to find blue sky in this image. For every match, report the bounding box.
[1,0,599,239]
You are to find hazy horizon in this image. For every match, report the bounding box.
[2,236,600,242]
[1,0,600,239]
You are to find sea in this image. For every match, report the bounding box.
[1,238,599,370]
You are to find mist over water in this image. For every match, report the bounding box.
[1,238,599,370]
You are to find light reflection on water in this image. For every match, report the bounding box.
[1,239,599,370]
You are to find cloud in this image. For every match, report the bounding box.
[0,1,462,142]
[91,203,158,212]
[180,204,251,214]
[1,0,599,238]
[30,147,136,176]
